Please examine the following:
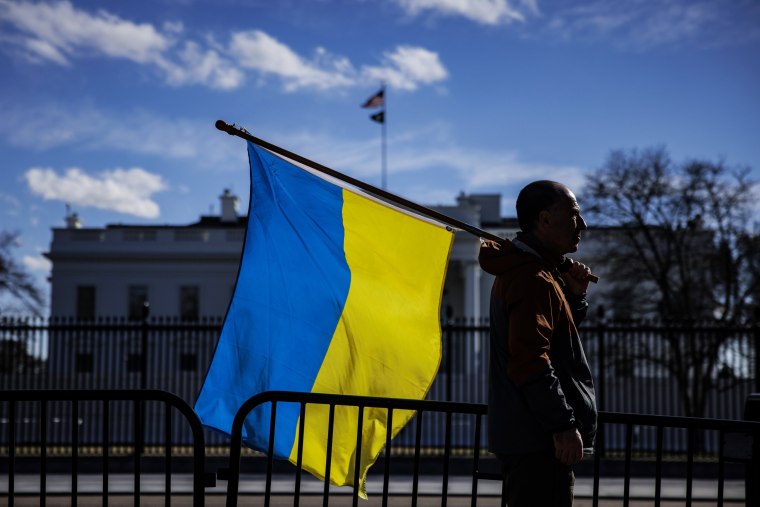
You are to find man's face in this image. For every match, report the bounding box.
[544,188,587,255]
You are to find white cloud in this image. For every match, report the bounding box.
[0,102,246,170]
[1,192,21,216]
[23,36,69,65]
[228,31,448,92]
[543,0,760,50]
[4,98,582,216]
[275,124,586,197]
[229,30,356,91]
[388,144,585,190]
[362,46,448,90]
[2,97,582,206]
[22,254,52,273]
[160,40,245,90]
[395,0,534,25]
[0,0,171,65]
[25,166,168,218]
[0,0,244,90]
[0,1,448,92]
[631,2,707,47]
[393,0,759,49]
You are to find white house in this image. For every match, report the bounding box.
[45,190,520,321]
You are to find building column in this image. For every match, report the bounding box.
[461,260,481,322]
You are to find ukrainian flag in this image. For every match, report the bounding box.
[195,141,453,496]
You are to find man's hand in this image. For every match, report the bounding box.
[560,260,591,296]
[480,239,503,250]
[553,427,584,465]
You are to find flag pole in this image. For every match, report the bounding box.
[215,120,599,282]
[215,120,500,242]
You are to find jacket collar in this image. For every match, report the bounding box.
[513,232,564,273]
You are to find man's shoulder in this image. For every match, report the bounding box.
[480,239,561,290]
[508,252,555,282]
[500,257,561,302]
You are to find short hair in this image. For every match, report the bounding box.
[516,180,567,233]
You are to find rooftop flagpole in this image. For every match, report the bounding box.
[215,120,500,242]
[380,84,387,190]
[362,84,387,190]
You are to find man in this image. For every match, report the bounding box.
[479,180,597,506]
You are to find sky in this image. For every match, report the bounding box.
[1,0,759,312]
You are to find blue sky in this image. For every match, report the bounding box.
[1,0,759,311]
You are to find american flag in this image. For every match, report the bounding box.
[361,88,384,108]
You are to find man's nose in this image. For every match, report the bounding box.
[578,215,587,230]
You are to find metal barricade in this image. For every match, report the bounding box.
[222,390,495,507]
[594,411,760,506]
[3,389,759,506]
[1,389,214,506]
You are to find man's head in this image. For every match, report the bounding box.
[516,180,587,256]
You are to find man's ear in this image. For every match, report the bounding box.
[537,209,552,229]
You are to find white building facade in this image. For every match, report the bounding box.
[45,191,518,321]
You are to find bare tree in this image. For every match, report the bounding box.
[0,338,44,374]
[0,231,45,317]
[583,146,758,322]
[582,147,758,418]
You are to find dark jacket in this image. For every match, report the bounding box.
[480,236,597,455]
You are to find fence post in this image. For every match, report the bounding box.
[743,394,760,507]
[596,319,606,457]
[596,321,606,411]
[140,301,150,390]
[139,301,149,455]
[445,320,453,402]
[754,324,760,394]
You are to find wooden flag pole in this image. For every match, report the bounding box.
[215,120,598,282]
[215,120,501,241]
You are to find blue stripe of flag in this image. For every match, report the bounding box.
[195,142,351,457]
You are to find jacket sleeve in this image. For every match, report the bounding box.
[564,290,589,326]
[507,277,576,434]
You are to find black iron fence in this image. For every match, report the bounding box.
[1,316,758,449]
[0,315,221,402]
[2,389,758,506]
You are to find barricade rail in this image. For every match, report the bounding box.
[594,411,760,506]
[0,389,213,507]
[2,389,759,506]
[224,391,760,507]
[224,390,493,507]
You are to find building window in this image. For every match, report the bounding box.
[180,286,199,321]
[226,230,244,241]
[128,285,149,321]
[76,286,96,320]
[123,229,157,242]
[174,230,207,242]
